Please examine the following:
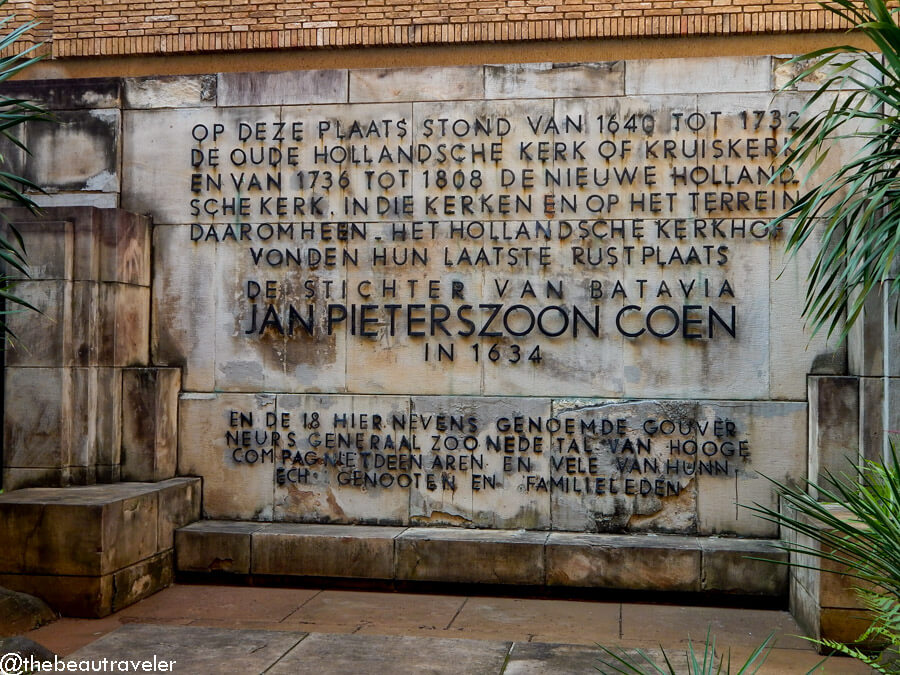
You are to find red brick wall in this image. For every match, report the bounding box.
[8,1,852,59]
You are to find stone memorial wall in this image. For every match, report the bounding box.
[8,57,867,539]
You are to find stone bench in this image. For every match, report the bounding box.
[176,521,788,596]
[0,478,200,617]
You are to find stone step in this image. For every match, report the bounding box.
[0,478,201,617]
[176,521,788,596]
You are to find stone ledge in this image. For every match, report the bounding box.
[0,479,200,617]
[176,521,787,596]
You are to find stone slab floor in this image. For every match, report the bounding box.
[24,585,872,674]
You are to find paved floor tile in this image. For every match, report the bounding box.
[620,602,810,650]
[449,596,620,643]
[506,642,614,674]
[117,584,319,622]
[282,590,465,630]
[69,624,305,675]
[268,633,511,675]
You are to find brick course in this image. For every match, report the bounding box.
[6,1,852,59]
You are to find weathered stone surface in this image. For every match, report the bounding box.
[859,376,900,464]
[111,550,174,614]
[252,523,403,579]
[699,537,787,595]
[547,399,699,534]
[3,367,71,470]
[70,624,304,671]
[178,393,276,519]
[545,532,701,591]
[626,56,772,95]
[485,62,623,99]
[268,633,511,675]
[124,75,217,109]
[31,192,118,209]
[273,395,411,525]
[0,78,121,110]
[97,209,151,285]
[408,396,552,530]
[97,282,149,366]
[3,280,71,367]
[1,220,72,280]
[850,284,900,377]
[808,376,859,492]
[155,478,202,552]
[19,109,120,193]
[504,642,605,675]
[770,231,847,399]
[0,587,57,636]
[121,368,181,481]
[176,521,266,574]
[0,479,198,576]
[696,401,806,537]
[151,225,217,390]
[0,573,112,619]
[217,69,347,106]
[395,528,547,584]
[350,66,484,102]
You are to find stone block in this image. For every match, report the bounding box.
[394,528,547,585]
[0,78,121,110]
[31,193,118,209]
[178,393,276,520]
[820,608,874,646]
[124,75,217,109]
[97,282,149,366]
[2,467,70,491]
[273,395,410,525]
[97,209,151,286]
[350,66,484,102]
[859,376,900,464]
[3,280,71,367]
[0,219,73,281]
[0,573,113,619]
[408,396,552,530]
[111,550,174,614]
[545,533,701,592]
[151,225,217,390]
[547,400,699,534]
[121,368,181,482]
[19,109,120,193]
[95,367,124,467]
[849,284,900,377]
[485,62,624,99]
[808,376,859,492]
[696,401,807,537]
[3,367,71,470]
[176,521,266,574]
[0,550,173,619]
[626,56,772,95]
[252,523,403,579]
[156,478,202,553]
[0,479,198,577]
[769,224,847,399]
[699,537,788,595]
[217,69,347,106]
[69,281,99,366]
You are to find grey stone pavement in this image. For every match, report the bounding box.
[24,584,872,674]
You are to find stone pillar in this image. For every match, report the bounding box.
[0,206,176,490]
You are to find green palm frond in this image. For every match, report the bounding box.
[770,0,900,340]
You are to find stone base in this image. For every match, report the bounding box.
[0,479,200,617]
[176,521,788,596]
